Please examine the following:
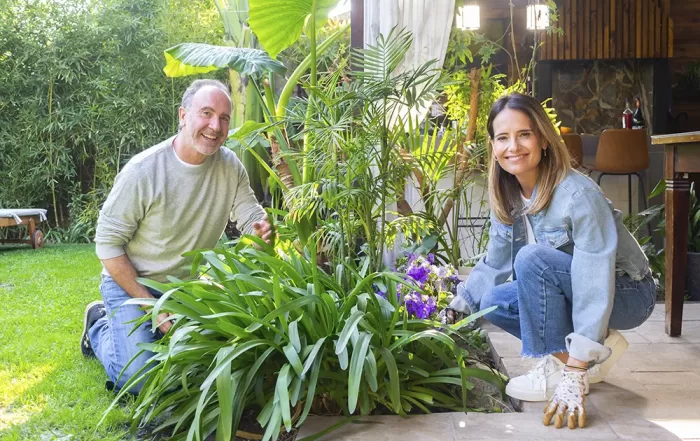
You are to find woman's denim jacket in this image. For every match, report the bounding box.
[451,170,650,363]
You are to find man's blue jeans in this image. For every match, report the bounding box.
[480,245,656,358]
[88,275,162,393]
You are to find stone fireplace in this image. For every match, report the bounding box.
[549,60,655,135]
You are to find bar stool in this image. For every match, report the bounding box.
[562,134,583,168]
[584,129,649,215]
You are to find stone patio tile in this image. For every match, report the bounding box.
[588,394,696,440]
[649,419,700,441]
[587,383,700,422]
[593,367,648,392]
[295,413,456,441]
[619,330,651,344]
[498,356,537,377]
[599,418,681,441]
[616,344,700,372]
[632,320,700,344]
[631,371,700,388]
[451,409,620,441]
[650,303,700,322]
[486,330,522,358]
[679,303,700,321]
[646,309,665,321]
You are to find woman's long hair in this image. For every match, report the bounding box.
[486,93,572,225]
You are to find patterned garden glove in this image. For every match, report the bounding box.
[543,368,587,429]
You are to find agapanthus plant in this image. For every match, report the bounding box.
[378,253,460,320]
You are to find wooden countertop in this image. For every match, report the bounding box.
[651,131,700,145]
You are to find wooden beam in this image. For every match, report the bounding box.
[661,2,668,58]
[566,0,572,59]
[636,0,642,58]
[623,0,629,58]
[642,0,648,57]
[597,0,604,58]
[610,0,616,58]
[604,0,610,58]
[350,0,364,51]
[584,0,591,59]
[572,0,578,59]
[655,1,661,57]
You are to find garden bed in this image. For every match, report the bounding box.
[125,322,509,441]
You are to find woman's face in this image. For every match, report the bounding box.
[490,108,546,184]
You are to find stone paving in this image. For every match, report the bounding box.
[297,303,700,441]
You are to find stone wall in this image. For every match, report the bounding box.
[551,60,654,135]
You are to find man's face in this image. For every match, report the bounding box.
[178,86,232,158]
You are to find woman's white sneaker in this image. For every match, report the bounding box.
[505,355,589,402]
[588,329,629,383]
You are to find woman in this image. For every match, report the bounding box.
[445,93,655,429]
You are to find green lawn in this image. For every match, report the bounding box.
[0,244,132,440]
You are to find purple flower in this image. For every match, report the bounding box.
[406,264,430,284]
[407,253,418,265]
[435,266,448,279]
[426,253,435,264]
[404,292,422,317]
[423,296,437,318]
[403,292,438,319]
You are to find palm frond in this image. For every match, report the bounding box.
[351,26,413,84]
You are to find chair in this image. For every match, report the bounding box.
[562,134,583,168]
[0,208,47,248]
[585,129,650,216]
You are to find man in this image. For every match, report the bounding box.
[80,79,271,393]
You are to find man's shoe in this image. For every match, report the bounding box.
[81,300,106,358]
[588,329,629,383]
[506,355,590,402]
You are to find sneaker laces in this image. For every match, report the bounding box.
[527,356,561,399]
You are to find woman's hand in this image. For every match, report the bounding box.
[543,368,587,429]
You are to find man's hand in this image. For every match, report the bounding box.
[543,368,587,429]
[253,217,273,244]
[156,312,173,334]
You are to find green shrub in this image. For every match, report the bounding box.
[107,237,504,441]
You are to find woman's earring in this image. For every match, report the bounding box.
[544,149,548,157]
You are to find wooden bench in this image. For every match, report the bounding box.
[0,209,47,249]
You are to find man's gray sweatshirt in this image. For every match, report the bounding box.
[95,136,265,281]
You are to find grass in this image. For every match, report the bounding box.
[0,244,132,441]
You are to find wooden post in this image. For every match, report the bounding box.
[664,171,689,337]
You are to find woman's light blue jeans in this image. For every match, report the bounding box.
[88,275,162,393]
[480,244,656,357]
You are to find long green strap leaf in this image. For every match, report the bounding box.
[297,347,324,427]
[335,309,364,355]
[347,332,372,413]
[283,343,304,377]
[378,347,402,413]
[276,364,293,431]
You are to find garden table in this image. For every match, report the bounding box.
[0,208,47,249]
[651,131,700,336]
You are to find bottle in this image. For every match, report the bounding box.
[632,97,645,130]
[622,99,634,129]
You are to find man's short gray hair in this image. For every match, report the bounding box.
[180,79,231,110]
